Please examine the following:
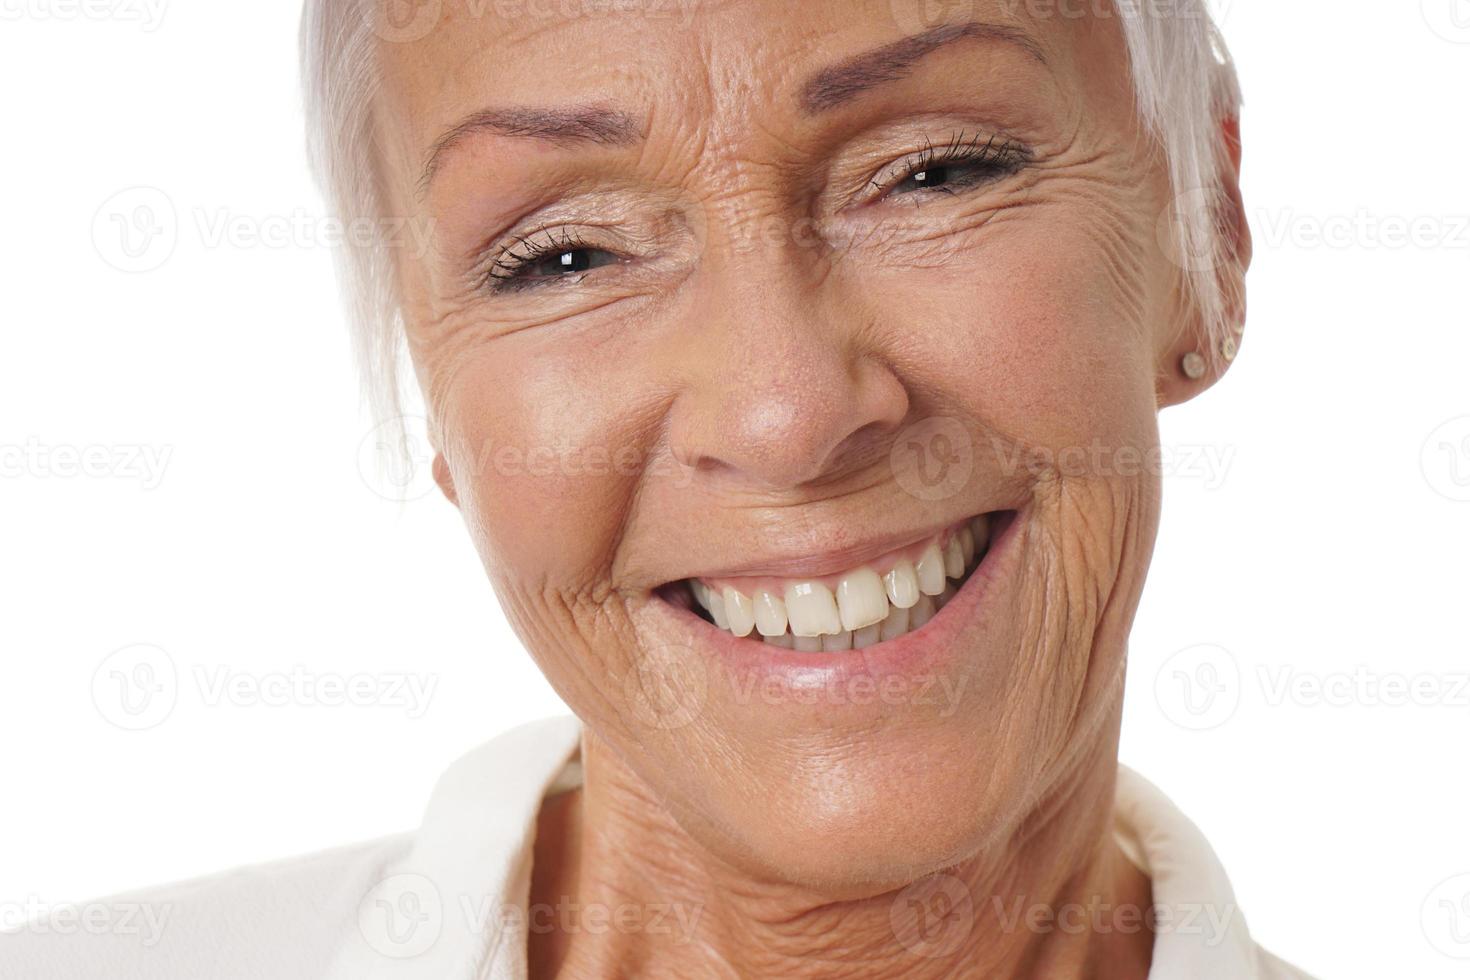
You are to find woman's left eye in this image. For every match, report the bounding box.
[892,160,998,196]
[880,136,1029,201]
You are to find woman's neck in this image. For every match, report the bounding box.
[529,725,1153,980]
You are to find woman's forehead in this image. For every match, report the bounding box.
[374,0,1114,186]
[378,0,1088,89]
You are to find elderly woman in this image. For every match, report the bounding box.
[6,1,1313,978]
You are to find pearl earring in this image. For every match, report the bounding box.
[1181,351,1206,380]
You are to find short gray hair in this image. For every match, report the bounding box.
[300,1,1242,426]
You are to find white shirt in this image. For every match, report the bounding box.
[2,716,1314,979]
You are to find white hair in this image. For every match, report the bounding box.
[300,1,1242,427]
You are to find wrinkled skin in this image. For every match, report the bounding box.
[373,0,1249,975]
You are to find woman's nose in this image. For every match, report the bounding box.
[665,269,911,491]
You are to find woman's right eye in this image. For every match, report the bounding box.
[483,231,623,293]
[509,247,619,282]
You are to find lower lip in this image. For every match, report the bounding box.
[652,511,1023,688]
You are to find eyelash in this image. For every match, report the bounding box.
[477,130,1030,294]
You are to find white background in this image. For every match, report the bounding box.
[2,2,1467,976]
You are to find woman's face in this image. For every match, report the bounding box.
[377,0,1224,888]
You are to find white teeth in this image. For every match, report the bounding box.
[723,587,755,637]
[878,603,910,641]
[943,537,965,579]
[915,543,947,596]
[753,589,788,637]
[822,630,853,652]
[909,593,936,628]
[687,515,995,650]
[707,589,730,629]
[883,560,921,609]
[784,581,842,637]
[836,567,889,631]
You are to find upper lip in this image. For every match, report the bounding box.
[664,513,983,584]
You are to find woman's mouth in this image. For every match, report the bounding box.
[661,511,1013,653]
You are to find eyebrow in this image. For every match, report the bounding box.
[419,104,640,192]
[800,21,1047,114]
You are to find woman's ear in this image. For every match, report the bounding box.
[433,452,459,508]
[1157,115,1252,408]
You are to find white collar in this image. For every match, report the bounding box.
[1114,765,1264,979]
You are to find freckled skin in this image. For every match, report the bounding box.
[376,1,1248,976]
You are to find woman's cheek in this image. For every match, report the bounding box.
[442,343,650,597]
[861,212,1157,456]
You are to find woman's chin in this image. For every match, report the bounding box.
[690,747,1023,897]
